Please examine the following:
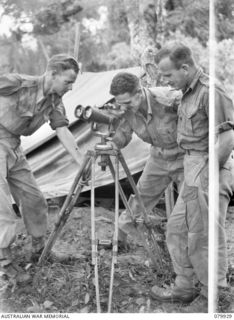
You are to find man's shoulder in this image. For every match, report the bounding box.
[147,86,182,107]
[197,71,209,89]
[215,80,233,105]
[0,73,40,96]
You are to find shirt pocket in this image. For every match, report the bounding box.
[178,104,207,138]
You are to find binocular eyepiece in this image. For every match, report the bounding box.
[74,105,114,125]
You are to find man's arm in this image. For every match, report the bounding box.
[148,87,182,109]
[215,87,234,168]
[216,130,234,168]
[56,126,83,167]
[112,118,133,149]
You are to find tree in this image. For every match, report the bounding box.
[164,0,209,46]
[215,0,234,41]
[0,0,213,75]
[216,39,234,100]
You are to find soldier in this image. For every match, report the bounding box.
[109,72,184,250]
[0,54,83,279]
[151,42,234,312]
[215,80,234,311]
[150,42,209,310]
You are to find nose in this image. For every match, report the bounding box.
[68,83,73,91]
[120,105,127,112]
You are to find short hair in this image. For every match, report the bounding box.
[110,72,140,96]
[46,54,79,74]
[155,43,195,69]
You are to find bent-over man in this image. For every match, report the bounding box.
[109,72,184,249]
[0,54,83,278]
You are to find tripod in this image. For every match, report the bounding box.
[38,129,163,313]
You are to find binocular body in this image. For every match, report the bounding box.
[74,104,115,125]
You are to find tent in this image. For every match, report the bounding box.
[21,67,150,199]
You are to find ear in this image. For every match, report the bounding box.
[51,69,58,78]
[136,87,142,94]
[181,64,189,73]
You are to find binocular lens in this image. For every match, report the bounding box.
[74,105,84,118]
[83,106,92,119]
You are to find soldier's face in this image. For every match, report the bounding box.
[158,57,188,90]
[114,90,142,113]
[51,69,77,96]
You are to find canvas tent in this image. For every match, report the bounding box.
[21,67,150,199]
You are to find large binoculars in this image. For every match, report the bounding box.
[74,105,114,125]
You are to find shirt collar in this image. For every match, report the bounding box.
[183,68,203,95]
[36,75,46,104]
[141,88,152,120]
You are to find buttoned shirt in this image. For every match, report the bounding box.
[177,68,209,152]
[112,87,181,150]
[0,73,69,139]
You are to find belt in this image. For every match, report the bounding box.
[185,149,208,155]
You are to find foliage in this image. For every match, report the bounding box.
[106,0,130,45]
[164,0,209,46]
[0,0,233,78]
[33,1,82,35]
[216,39,234,100]
[215,0,234,41]
[104,42,135,70]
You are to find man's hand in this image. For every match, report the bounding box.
[56,126,83,167]
[104,103,125,119]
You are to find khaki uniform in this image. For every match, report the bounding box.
[112,87,184,238]
[0,74,69,259]
[167,69,209,292]
[215,86,234,287]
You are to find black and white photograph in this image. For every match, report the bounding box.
[0,0,233,317]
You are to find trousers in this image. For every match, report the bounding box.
[218,151,234,287]
[0,138,48,259]
[118,146,184,239]
[166,153,208,291]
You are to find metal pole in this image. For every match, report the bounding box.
[74,22,81,60]
[108,155,119,313]
[118,150,163,270]
[107,156,162,271]
[90,155,101,313]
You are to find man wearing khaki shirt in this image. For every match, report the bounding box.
[0,54,83,279]
[109,72,184,248]
[152,42,234,312]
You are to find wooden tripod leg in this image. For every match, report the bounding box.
[38,153,91,265]
[118,151,164,270]
[107,155,119,313]
[90,155,101,313]
[110,152,163,271]
[107,158,160,268]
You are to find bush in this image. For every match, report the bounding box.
[216,39,234,100]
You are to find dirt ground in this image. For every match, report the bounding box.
[0,204,234,314]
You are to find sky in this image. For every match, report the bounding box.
[0,9,14,36]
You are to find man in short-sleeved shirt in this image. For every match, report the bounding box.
[152,42,234,312]
[0,54,83,278]
[151,43,209,311]
[215,85,234,311]
[109,72,184,248]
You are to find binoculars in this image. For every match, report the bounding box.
[74,105,115,125]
